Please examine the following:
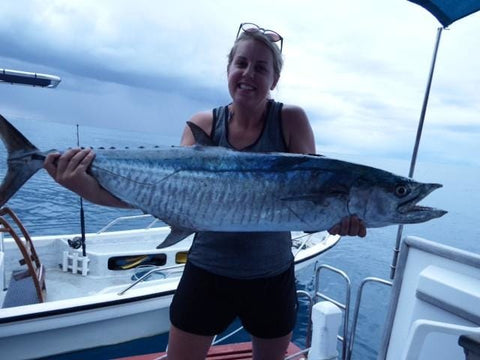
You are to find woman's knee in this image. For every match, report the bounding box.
[167,325,214,360]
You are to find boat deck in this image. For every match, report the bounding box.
[45,268,133,301]
[116,341,305,360]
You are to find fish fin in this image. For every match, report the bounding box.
[0,114,44,207]
[0,114,38,153]
[266,153,327,172]
[156,227,194,249]
[186,121,215,146]
[270,155,312,171]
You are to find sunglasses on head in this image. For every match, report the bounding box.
[236,22,283,53]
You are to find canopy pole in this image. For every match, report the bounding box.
[390,27,443,280]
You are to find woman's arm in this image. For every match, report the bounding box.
[281,105,316,154]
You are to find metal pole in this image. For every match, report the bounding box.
[390,27,443,280]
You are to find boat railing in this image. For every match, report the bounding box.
[346,277,392,360]
[97,214,161,234]
[284,347,311,360]
[296,289,314,348]
[314,264,352,360]
[118,264,184,296]
[292,232,315,257]
[212,326,245,346]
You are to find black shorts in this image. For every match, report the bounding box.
[170,261,297,339]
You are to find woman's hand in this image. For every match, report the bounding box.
[329,215,367,238]
[44,148,131,208]
[44,148,97,197]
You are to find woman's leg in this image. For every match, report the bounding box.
[168,262,236,359]
[237,264,297,359]
[166,324,214,360]
[252,332,292,360]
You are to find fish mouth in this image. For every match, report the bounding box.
[397,183,447,222]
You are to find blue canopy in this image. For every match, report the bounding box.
[408,0,480,27]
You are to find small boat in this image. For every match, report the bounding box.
[0,207,339,360]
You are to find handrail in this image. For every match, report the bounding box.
[0,207,46,303]
[118,264,184,296]
[212,326,245,345]
[97,214,161,234]
[292,232,315,258]
[297,289,314,348]
[346,277,392,360]
[314,264,352,360]
[284,347,310,360]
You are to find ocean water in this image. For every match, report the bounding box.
[1,118,479,360]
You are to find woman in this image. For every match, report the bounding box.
[44,23,366,360]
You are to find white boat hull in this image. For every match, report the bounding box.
[1,292,174,359]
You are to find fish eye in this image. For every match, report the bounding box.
[395,184,409,197]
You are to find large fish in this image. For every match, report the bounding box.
[0,114,446,248]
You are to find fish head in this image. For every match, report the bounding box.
[349,175,447,227]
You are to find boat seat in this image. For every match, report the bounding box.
[0,207,46,308]
[400,319,480,360]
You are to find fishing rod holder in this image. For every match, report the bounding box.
[62,251,90,276]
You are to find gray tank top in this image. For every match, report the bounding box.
[187,100,294,279]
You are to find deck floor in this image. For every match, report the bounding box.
[45,268,133,301]
[115,342,305,360]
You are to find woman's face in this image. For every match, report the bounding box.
[227,39,279,108]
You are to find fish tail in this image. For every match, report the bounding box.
[0,114,44,207]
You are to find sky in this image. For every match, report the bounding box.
[0,0,479,167]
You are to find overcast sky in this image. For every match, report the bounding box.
[1,0,479,167]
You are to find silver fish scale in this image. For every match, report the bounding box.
[153,169,281,229]
[90,150,319,231]
[79,145,447,232]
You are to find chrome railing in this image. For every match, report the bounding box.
[314,264,352,360]
[346,277,392,360]
[97,214,162,234]
[118,264,184,296]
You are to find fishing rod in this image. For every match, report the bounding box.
[76,124,87,257]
